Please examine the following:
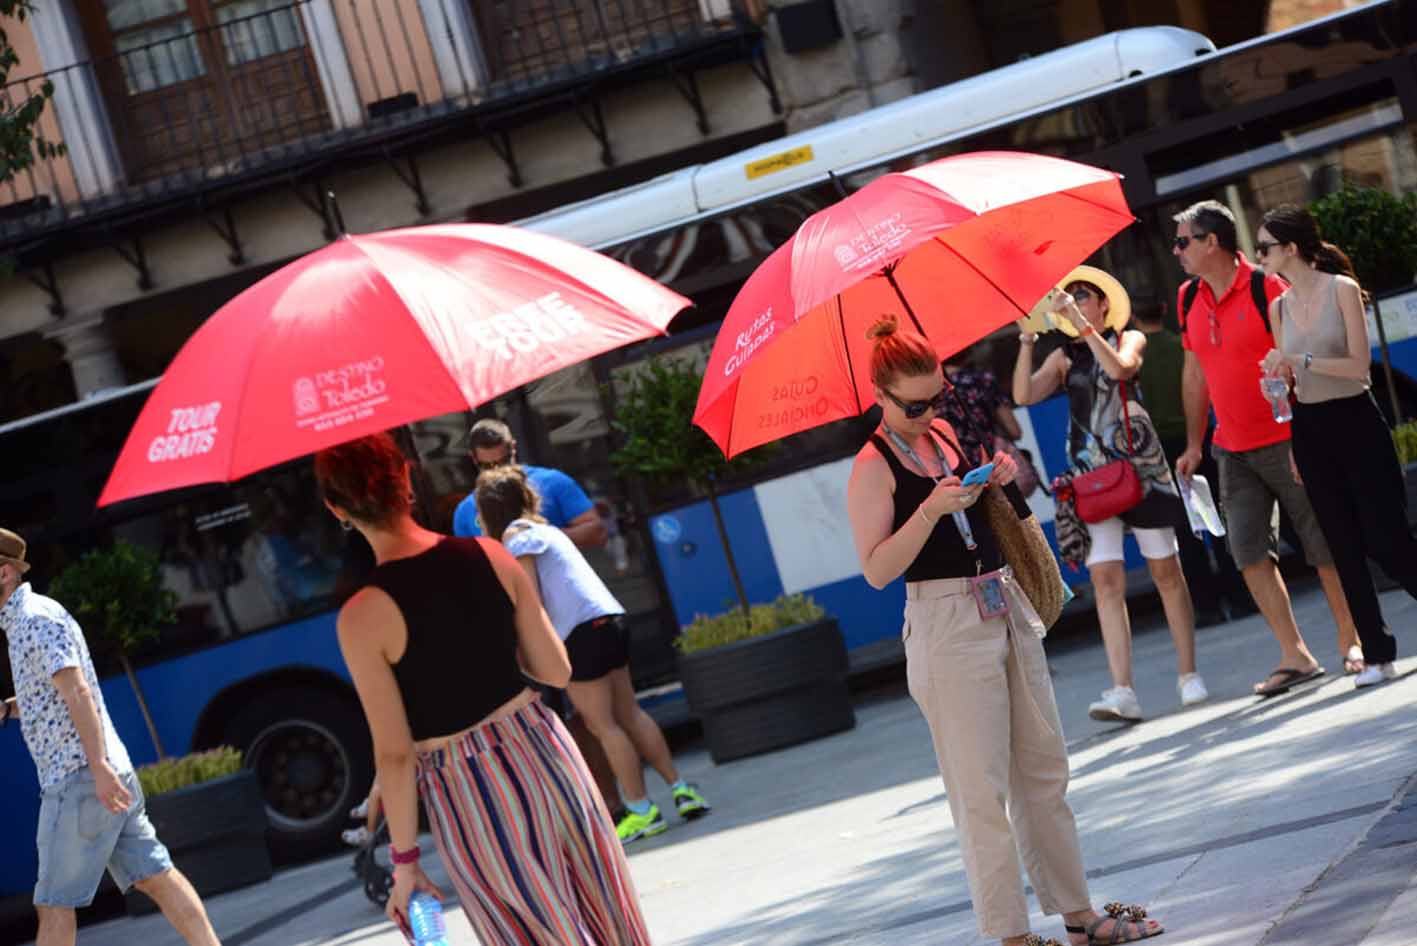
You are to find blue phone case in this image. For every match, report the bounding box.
[961,463,994,486]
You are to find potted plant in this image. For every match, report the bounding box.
[123,747,272,914]
[611,356,854,762]
[48,542,272,912]
[675,594,854,763]
[1310,185,1417,422]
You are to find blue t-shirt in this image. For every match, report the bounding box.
[452,465,594,538]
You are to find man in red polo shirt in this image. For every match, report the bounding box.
[1172,199,1356,697]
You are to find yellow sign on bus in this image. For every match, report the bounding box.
[744,145,815,180]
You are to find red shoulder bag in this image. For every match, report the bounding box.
[1072,373,1144,524]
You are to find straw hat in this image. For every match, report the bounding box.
[1021,265,1132,337]
[0,528,30,575]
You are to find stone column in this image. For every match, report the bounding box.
[48,319,126,398]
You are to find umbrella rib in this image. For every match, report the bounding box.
[1057,188,1138,223]
[931,236,1033,317]
[834,295,862,414]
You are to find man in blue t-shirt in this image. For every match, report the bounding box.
[452,418,607,548]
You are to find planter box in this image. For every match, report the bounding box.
[126,769,271,915]
[677,618,854,764]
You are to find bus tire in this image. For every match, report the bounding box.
[222,688,373,862]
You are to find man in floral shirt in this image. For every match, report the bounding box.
[0,528,222,946]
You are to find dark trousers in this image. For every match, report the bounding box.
[1161,434,1245,614]
[1291,392,1415,664]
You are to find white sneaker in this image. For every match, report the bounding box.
[1088,686,1143,722]
[1354,662,1397,688]
[350,799,369,820]
[341,826,372,847]
[1178,673,1210,706]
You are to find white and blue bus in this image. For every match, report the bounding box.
[7,2,1417,904]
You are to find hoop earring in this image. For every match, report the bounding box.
[340,519,353,532]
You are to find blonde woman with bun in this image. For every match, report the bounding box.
[846,316,1164,946]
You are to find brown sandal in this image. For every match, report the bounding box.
[1066,902,1164,944]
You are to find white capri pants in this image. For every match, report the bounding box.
[1084,517,1178,567]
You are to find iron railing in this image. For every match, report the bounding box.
[0,0,760,245]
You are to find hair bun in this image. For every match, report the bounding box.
[865,315,899,342]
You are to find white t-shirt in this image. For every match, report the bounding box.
[503,521,624,640]
[1,584,133,790]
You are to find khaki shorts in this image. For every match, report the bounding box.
[1215,441,1333,570]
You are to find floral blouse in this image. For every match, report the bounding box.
[1,583,132,790]
[942,368,1010,467]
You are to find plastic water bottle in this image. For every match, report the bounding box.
[407,892,450,946]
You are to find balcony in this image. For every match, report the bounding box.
[0,0,773,263]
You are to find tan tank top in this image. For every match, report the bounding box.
[1278,274,1370,404]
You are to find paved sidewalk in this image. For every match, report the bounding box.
[39,580,1417,946]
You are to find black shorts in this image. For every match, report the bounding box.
[565,615,630,682]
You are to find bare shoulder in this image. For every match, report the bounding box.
[336,586,400,645]
[476,537,523,603]
[850,441,893,491]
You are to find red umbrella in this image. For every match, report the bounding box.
[693,151,1134,458]
[99,224,690,506]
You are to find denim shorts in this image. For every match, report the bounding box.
[34,768,173,907]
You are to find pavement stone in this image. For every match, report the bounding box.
[28,579,1417,946]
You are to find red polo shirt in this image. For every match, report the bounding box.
[1178,255,1289,452]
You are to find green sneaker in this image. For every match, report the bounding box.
[615,804,666,843]
[672,783,711,820]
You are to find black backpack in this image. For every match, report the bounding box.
[1178,270,1271,338]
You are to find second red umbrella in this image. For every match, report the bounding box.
[99,223,690,507]
[693,151,1135,458]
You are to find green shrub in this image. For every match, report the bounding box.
[1393,421,1417,466]
[137,746,244,799]
[1309,186,1417,294]
[677,593,827,655]
[49,540,178,757]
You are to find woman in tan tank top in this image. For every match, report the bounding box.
[1258,204,1414,689]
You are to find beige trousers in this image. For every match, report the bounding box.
[903,569,1091,939]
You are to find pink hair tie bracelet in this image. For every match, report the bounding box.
[390,845,421,865]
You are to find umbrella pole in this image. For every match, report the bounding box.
[881,270,993,464]
[881,266,928,338]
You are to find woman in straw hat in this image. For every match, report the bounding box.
[1013,267,1206,724]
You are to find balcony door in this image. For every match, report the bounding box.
[81,0,332,184]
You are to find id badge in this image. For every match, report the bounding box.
[971,574,1010,621]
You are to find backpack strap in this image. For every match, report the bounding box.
[1179,277,1201,335]
[1250,268,1272,336]
[1179,272,1272,337]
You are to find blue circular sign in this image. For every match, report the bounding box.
[652,515,683,545]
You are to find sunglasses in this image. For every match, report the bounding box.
[1172,236,1192,251]
[884,386,950,420]
[1069,287,1095,303]
[1254,240,1279,257]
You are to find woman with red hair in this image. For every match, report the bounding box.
[846,316,1163,946]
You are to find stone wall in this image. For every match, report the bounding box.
[758,0,921,133]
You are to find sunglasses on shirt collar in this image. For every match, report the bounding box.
[883,386,950,420]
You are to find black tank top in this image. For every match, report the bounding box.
[869,428,1026,581]
[364,538,525,740]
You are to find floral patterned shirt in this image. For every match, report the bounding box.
[1,583,132,790]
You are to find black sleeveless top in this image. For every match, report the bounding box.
[869,428,1029,582]
[364,537,524,740]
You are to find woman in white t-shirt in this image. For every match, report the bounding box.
[476,467,711,843]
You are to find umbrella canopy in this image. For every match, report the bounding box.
[693,151,1134,457]
[99,223,690,506]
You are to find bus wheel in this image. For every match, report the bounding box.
[223,689,373,862]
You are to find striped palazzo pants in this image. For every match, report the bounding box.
[416,698,653,946]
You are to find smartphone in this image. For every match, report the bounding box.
[961,462,995,487]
